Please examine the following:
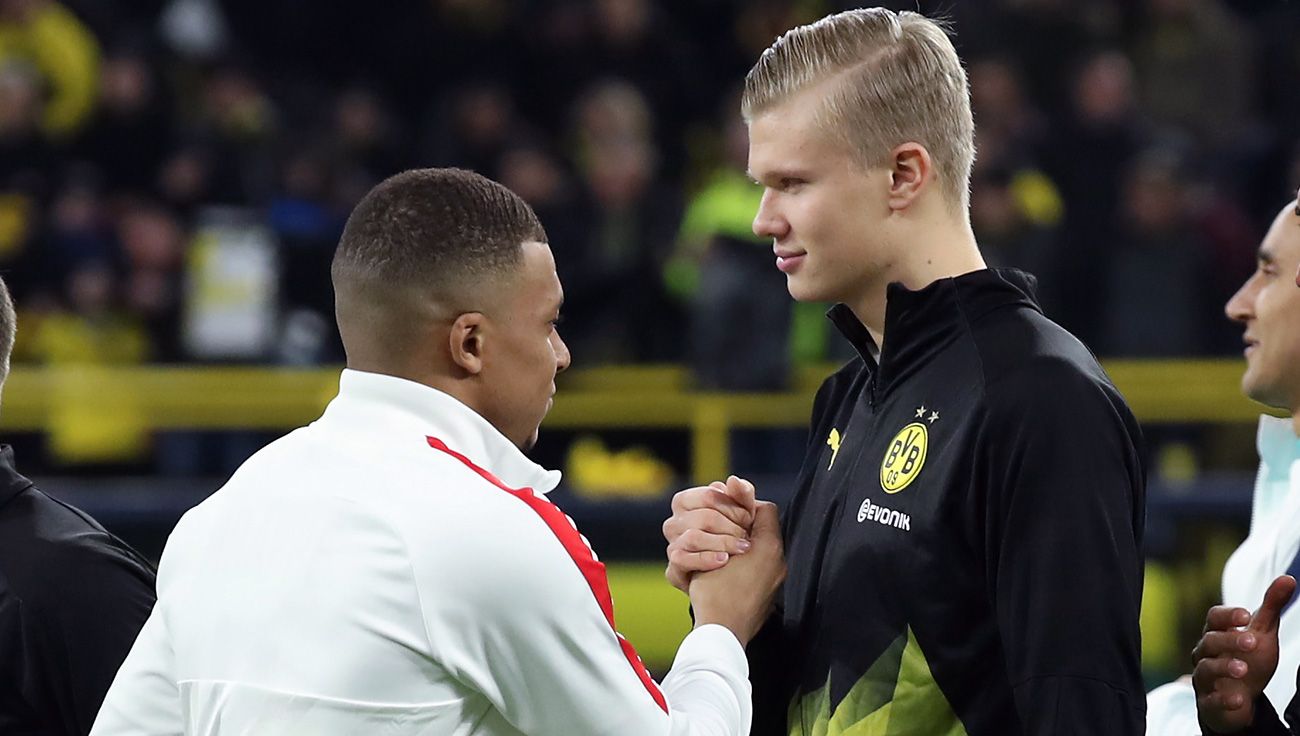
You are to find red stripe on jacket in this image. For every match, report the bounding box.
[426,436,669,713]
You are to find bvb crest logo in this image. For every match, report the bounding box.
[880,422,928,493]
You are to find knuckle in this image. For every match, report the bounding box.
[662,517,678,540]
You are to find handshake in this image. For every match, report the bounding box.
[662,475,788,647]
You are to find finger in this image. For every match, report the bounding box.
[670,487,755,527]
[667,547,731,575]
[1191,656,1249,692]
[672,528,753,556]
[1197,684,1250,714]
[671,487,720,515]
[1204,605,1252,634]
[663,512,750,548]
[664,511,744,546]
[1250,575,1298,634]
[665,563,689,593]
[1192,630,1258,662]
[724,475,757,511]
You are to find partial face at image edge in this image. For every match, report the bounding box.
[1226,195,1300,414]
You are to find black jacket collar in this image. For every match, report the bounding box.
[0,445,34,511]
[828,268,1042,392]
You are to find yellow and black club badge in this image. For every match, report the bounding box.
[880,419,929,493]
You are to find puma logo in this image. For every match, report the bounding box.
[827,428,843,469]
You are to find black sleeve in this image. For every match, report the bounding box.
[1200,692,1297,736]
[747,614,793,736]
[24,540,156,735]
[0,594,38,732]
[978,360,1146,735]
[1220,693,1295,736]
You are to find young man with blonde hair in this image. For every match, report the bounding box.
[663,8,1146,734]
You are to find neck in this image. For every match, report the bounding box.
[848,212,985,349]
[345,357,480,416]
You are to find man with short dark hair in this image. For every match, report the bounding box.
[0,275,158,735]
[92,168,784,735]
[1180,191,1300,736]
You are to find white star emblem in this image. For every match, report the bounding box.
[915,406,926,418]
[928,411,939,424]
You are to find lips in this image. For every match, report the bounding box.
[774,247,807,274]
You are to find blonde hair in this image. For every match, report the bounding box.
[742,8,975,210]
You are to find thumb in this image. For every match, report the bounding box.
[750,501,781,539]
[1250,575,1297,634]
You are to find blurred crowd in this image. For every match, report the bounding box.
[3,0,1300,380]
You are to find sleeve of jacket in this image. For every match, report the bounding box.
[978,358,1146,735]
[90,522,188,736]
[19,535,156,736]
[410,496,752,736]
[1225,693,1296,736]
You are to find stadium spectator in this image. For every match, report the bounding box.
[1100,146,1215,356]
[0,0,100,140]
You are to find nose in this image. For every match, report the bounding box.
[752,189,789,240]
[1225,277,1256,324]
[552,331,571,374]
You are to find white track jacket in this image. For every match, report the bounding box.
[91,369,751,735]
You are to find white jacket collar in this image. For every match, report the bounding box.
[321,369,561,494]
[1258,414,1300,481]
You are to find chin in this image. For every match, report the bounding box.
[520,429,540,453]
[1243,374,1286,412]
[786,276,831,303]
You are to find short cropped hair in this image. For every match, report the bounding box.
[331,168,547,311]
[742,8,976,210]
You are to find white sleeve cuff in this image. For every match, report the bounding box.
[658,624,752,736]
[1146,679,1201,736]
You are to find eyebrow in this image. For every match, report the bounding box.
[1258,247,1275,265]
[747,166,813,183]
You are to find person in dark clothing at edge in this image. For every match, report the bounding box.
[1191,191,1300,736]
[0,274,158,736]
[661,8,1147,735]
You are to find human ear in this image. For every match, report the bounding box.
[448,312,486,375]
[887,142,932,210]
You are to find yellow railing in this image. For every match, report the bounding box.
[0,360,1270,482]
[0,361,1270,672]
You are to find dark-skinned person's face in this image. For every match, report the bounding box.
[477,240,570,450]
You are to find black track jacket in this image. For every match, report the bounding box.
[749,268,1146,735]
